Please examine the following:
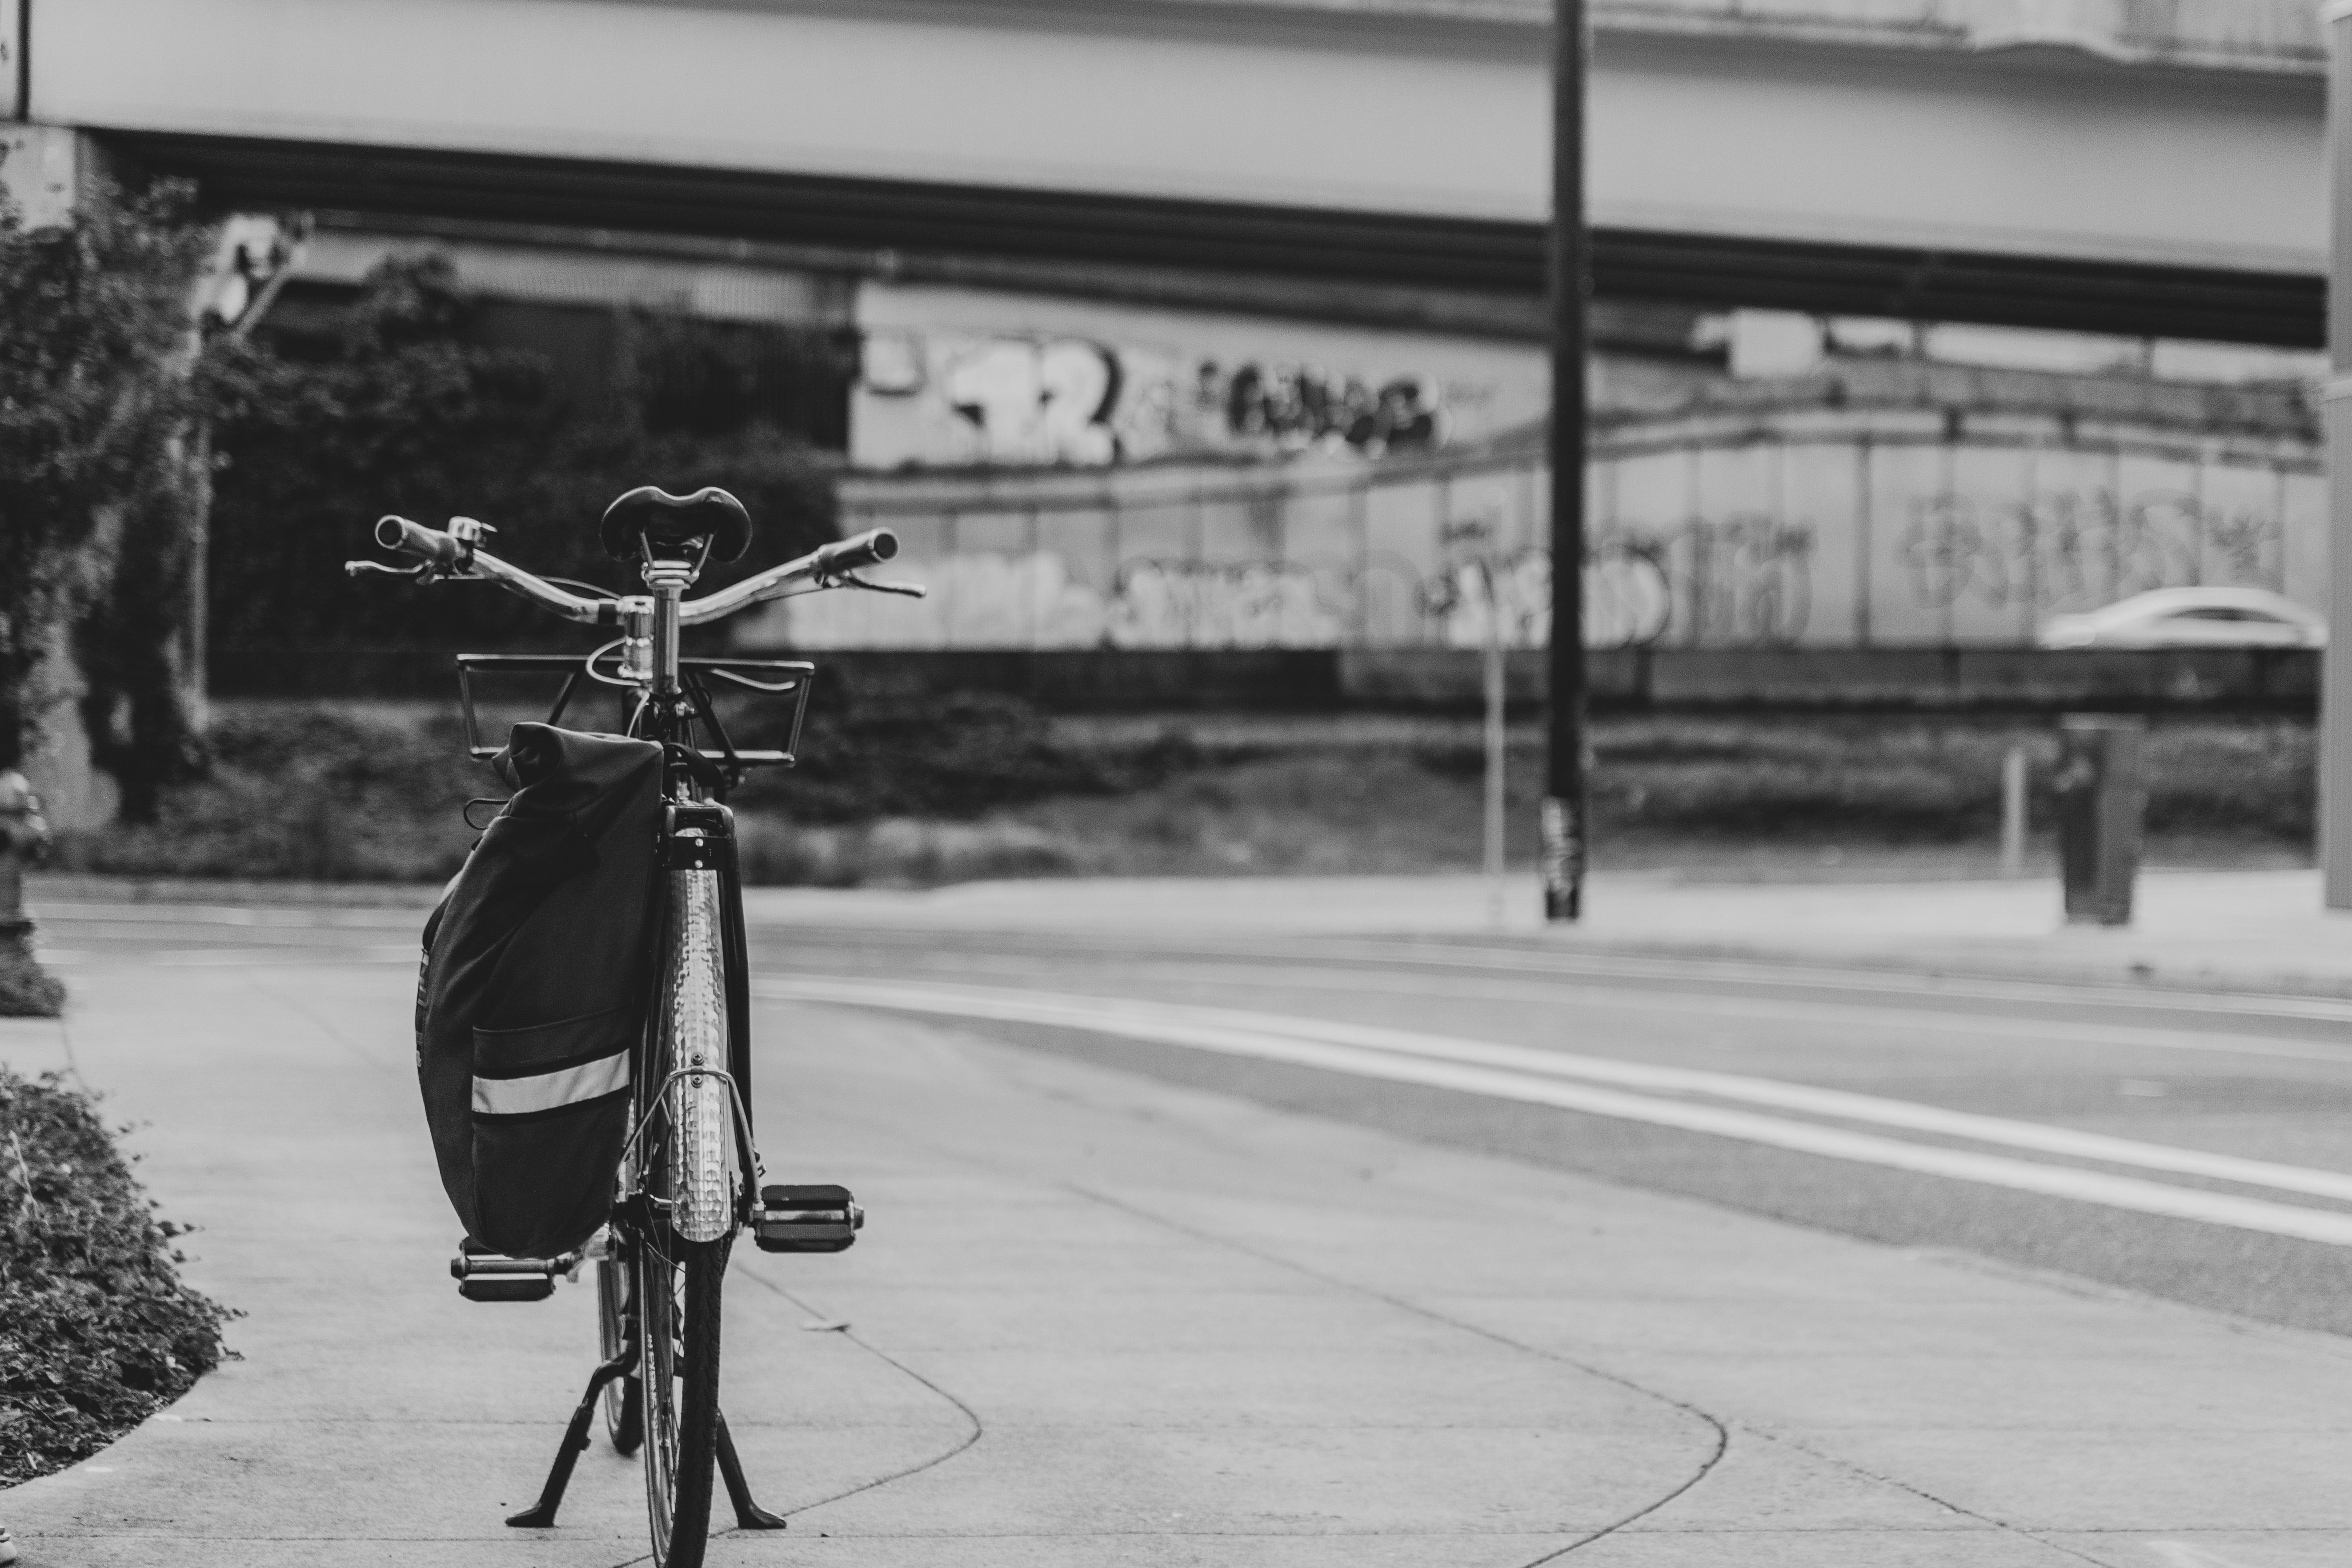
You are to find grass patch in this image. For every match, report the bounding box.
[1,1067,235,1486]
[51,702,2314,886]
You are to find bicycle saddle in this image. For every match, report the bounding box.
[599,485,753,564]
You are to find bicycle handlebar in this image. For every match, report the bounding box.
[679,527,904,626]
[374,514,463,570]
[345,518,915,629]
[812,528,898,576]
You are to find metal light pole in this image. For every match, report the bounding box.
[1542,0,1590,922]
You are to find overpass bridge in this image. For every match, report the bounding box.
[4,0,2330,345]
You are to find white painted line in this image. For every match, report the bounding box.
[778,925,2352,1027]
[763,977,2352,1247]
[773,976,2352,1204]
[1289,938,2352,1027]
[899,952,2352,1069]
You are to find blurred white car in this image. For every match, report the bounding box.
[2036,588,2325,650]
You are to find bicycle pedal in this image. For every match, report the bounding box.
[450,1239,580,1302]
[753,1185,862,1254]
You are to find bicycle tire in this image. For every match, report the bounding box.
[637,859,738,1567]
[637,1232,726,1568]
[596,1253,644,1455]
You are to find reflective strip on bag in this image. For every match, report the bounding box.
[473,1050,631,1117]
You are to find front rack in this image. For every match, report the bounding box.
[455,653,815,767]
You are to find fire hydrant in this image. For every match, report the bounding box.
[0,768,62,1016]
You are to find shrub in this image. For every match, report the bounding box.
[730,669,1202,825]
[50,690,1204,884]
[0,1067,235,1484]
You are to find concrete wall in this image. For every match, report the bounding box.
[751,399,2321,653]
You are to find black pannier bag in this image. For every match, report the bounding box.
[416,723,664,1259]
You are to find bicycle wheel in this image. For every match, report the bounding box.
[637,862,739,1567]
[596,1248,643,1455]
[637,1231,726,1567]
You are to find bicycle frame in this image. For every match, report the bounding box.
[356,505,905,1559]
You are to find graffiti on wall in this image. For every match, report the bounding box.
[1221,363,1440,455]
[778,433,2318,650]
[1410,517,1814,653]
[1899,489,2286,614]
[934,337,1135,468]
[861,329,1461,468]
[1668,515,1817,647]
[1106,560,1349,649]
[772,529,1795,653]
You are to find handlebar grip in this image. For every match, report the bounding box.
[375,515,462,569]
[811,528,898,577]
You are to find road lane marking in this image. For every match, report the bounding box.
[1282,938,2352,1027]
[765,925,2352,1028]
[769,977,2352,1204]
[761,977,2352,1247]
[784,950,2352,1069]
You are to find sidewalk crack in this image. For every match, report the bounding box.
[729,1269,986,1524]
[1736,1425,2111,1565]
[1064,1181,1731,1565]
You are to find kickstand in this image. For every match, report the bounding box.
[506,1348,638,1528]
[716,1410,788,1530]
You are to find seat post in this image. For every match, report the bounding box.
[641,559,697,697]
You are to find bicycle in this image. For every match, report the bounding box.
[348,486,923,1568]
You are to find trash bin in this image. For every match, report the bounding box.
[2052,715,2145,927]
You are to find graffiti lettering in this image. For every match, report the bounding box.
[1900,489,2284,614]
[1680,514,1815,647]
[1411,530,1756,652]
[1107,560,1347,650]
[1212,363,1441,457]
[860,329,1473,468]
[941,337,1125,467]
[1587,542,1673,649]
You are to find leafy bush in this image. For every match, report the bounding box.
[730,668,1203,824]
[53,702,486,882]
[0,942,65,1018]
[51,705,2316,886]
[51,691,1204,884]
[0,1067,235,1484]
[1575,717,2312,844]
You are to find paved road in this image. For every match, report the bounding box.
[13,890,2352,1564]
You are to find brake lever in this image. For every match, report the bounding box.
[345,560,427,580]
[834,572,927,599]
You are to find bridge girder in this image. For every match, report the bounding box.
[107,132,2323,349]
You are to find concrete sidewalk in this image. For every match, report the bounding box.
[26,863,2352,996]
[6,951,2352,1563]
[732,866,2352,998]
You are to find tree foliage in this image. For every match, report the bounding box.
[202,255,843,657]
[0,180,215,811]
[3,208,842,822]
